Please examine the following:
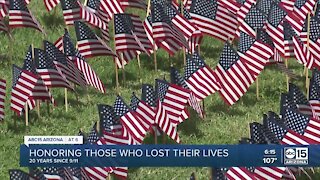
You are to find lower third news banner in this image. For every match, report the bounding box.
[20,144,320,167]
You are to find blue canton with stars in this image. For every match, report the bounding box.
[141,84,156,107]
[238,32,256,54]
[155,79,170,102]
[171,67,188,89]
[75,21,98,41]
[219,43,240,71]
[113,96,130,117]
[190,0,217,20]
[284,108,309,135]
[98,104,120,133]
[267,2,287,27]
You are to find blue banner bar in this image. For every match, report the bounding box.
[20,145,320,167]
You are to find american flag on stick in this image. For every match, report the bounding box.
[63,29,106,93]
[0,78,5,121]
[171,67,204,118]
[214,42,253,106]
[238,31,274,80]
[22,46,55,107]
[155,79,190,125]
[237,6,266,38]
[34,48,72,89]
[10,65,38,116]
[9,169,36,180]
[151,2,188,55]
[9,0,44,33]
[75,21,115,58]
[189,0,238,42]
[113,96,148,144]
[184,52,221,101]
[80,1,108,30]
[44,40,86,87]
[98,104,123,135]
[43,0,60,11]
[114,13,145,63]
[225,167,256,180]
[60,0,81,25]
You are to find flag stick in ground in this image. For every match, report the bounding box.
[25,104,29,126]
[112,17,120,94]
[285,59,289,91]
[137,54,142,83]
[197,45,206,117]
[180,1,187,66]
[121,53,126,85]
[65,88,68,112]
[306,12,311,95]
[31,44,40,117]
[153,44,157,71]
[154,126,158,144]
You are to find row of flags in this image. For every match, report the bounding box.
[9,28,106,116]
[211,69,320,180]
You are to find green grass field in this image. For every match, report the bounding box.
[0,1,318,179]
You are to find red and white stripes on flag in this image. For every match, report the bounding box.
[80,4,108,30]
[162,84,190,125]
[155,101,180,143]
[185,64,221,101]
[131,14,153,54]
[183,0,192,10]
[134,100,155,132]
[0,79,6,120]
[84,166,112,180]
[254,167,286,180]
[218,0,241,15]
[73,57,106,93]
[280,129,316,145]
[54,36,63,52]
[303,118,320,143]
[280,0,296,12]
[61,0,81,25]
[0,0,8,18]
[43,0,60,11]
[225,167,255,180]
[300,31,320,69]
[239,39,274,80]
[119,110,148,144]
[9,6,43,32]
[189,2,238,42]
[188,92,204,118]
[102,131,134,145]
[10,70,38,116]
[99,0,123,20]
[293,35,316,69]
[28,79,55,107]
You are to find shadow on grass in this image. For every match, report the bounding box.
[54,93,85,108]
[209,102,245,116]
[179,109,204,138]
[41,13,64,29]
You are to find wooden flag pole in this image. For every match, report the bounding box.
[25,104,29,126]
[306,12,311,95]
[198,45,206,118]
[112,16,120,94]
[31,44,40,117]
[121,53,126,85]
[137,54,142,83]
[256,77,259,100]
[154,128,158,144]
[285,58,289,91]
[65,88,68,112]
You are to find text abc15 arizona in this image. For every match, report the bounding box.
[284,147,308,165]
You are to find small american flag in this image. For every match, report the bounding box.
[238,31,274,80]
[189,0,238,42]
[0,78,6,121]
[214,42,253,106]
[151,2,188,55]
[130,93,155,132]
[265,2,287,57]
[293,33,315,68]
[99,0,123,20]
[9,0,43,32]
[63,30,106,93]
[300,15,320,69]
[41,167,62,180]
[9,169,36,180]
[171,67,203,118]
[22,46,55,107]
[155,99,180,143]
[44,40,86,87]
[98,104,123,135]
[85,0,109,23]
[10,65,38,116]
[167,2,203,53]
[265,116,316,145]
[80,1,108,30]
[155,79,190,125]
[43,0,60,11]
[34,48,72,89]
[184,52,220,101]
[60,0,81,25]
[309,69,320,116]
[113,96,147,144]
[130,14,153,55]
[114,13,144,63]
[75,21,115,58]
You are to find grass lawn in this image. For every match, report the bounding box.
[0,1,318,179]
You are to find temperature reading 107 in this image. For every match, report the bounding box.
[263,157,277,164]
